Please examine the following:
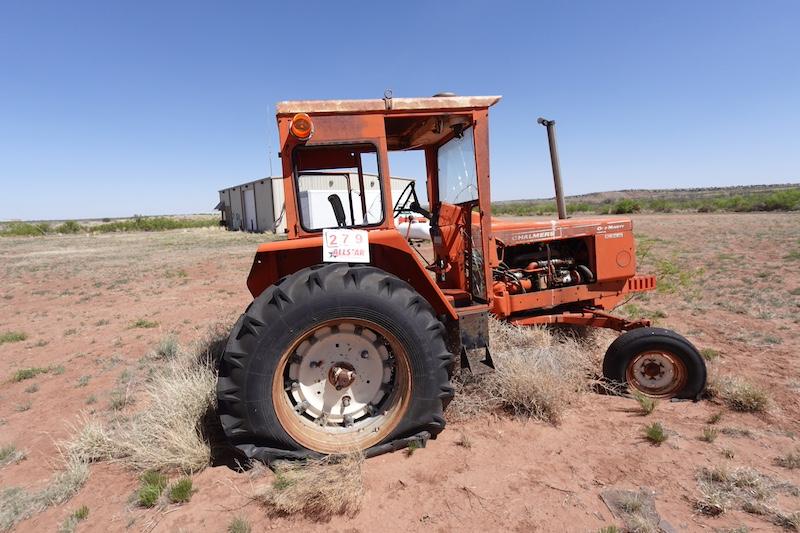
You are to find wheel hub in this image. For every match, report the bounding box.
[328,363,357,390]
[285,322,394,428]
[627,350,686,397]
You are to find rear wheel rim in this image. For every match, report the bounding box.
[625,350,687,398]
[272,318,412,453]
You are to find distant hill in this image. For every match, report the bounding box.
[493,183,800,215]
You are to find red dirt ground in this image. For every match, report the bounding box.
[1,213,798,532]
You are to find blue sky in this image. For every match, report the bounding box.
[1,1,798,220]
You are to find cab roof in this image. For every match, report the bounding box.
[276,95,502,116]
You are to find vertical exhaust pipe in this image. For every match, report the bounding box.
[537,117,567,220]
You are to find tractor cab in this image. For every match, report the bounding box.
[275,94,501,312]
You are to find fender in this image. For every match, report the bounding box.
[246,229,458,321]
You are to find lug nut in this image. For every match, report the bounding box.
[360,350,369,359]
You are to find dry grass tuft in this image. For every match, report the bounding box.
[708,376,770,413]
[228,516,252,533]
[775,448,800,470]
[448,320,597,425]
[0,445,25,467]
[695,464,798,525]
[775,511,800,531]
[65,327,223,473]
[254,453,364,519]
[700,427,719,443]
[0,453,88,531]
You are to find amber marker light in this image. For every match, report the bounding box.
[290,113,314,140]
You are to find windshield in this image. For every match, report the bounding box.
[293,145,384,232]
[437,126,478,204]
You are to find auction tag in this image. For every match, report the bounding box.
[322,229,370,263]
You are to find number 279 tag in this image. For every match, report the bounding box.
[322,229,370,263]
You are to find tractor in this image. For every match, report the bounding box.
[216,94,707,463]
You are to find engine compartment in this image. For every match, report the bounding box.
[493,237,595,294]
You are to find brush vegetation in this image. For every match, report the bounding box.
[492,186,800,216]
[254,453,364,519]
[0,215,218,237]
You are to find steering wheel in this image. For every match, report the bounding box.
[392,181,431,219]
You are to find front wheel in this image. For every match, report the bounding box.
[216,263,454,463]
[602,327,706,399]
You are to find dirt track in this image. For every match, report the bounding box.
[1,213,799,532]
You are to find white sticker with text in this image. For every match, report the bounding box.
[323,229,370,263]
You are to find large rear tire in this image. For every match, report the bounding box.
[216,263,454,463]
[602,327,706,400]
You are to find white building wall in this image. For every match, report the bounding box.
[220,174,414,234]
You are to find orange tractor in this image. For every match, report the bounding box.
[217,94,706,462]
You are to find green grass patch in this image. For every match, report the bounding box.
[0,444,25,466]
[73,505,89,520]
[404,441,420,457]
[137,471,168,507]
[227,516,252,533]
[10,366,49,382]
[167,477,194,503]
[643,422,668,445]
[130,318,158,329]
[0,331,27,345]
[633,391,657,416]
[700,348,720,361]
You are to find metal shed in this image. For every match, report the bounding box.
[217,174,414,233]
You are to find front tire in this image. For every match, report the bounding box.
[602,327,706,399]
[216,263,454,463]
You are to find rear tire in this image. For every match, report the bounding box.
[602,327,706,399]
[216,263,454,463]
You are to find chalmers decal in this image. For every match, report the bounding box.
[511,230,556,242]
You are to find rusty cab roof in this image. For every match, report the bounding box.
[275,95,502,116]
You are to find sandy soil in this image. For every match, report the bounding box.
[1,213,798,532]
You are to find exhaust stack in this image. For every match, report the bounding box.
[537,117,567,220]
